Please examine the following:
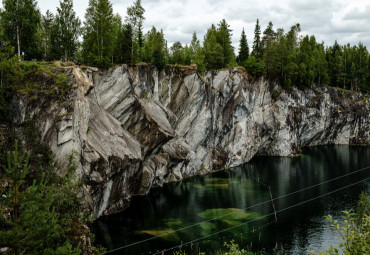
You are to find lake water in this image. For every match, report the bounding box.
[92,146,370,254]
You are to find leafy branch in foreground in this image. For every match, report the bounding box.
[309,193,370,255]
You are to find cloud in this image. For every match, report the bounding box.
[1,0,369,49]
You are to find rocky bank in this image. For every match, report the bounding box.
[13,64,370,218]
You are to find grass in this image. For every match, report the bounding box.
[14,61,72,102]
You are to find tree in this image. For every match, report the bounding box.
[115,22,133,64]
[237,28,249,64]
[82,0,116,68]
[0,141,82,254]
[216,19,235,67]
[142,26,167,69]
[50,0,81,61]
[190,32,200,61]
[251,19,262,59]
[125,0,145,64]
[170,41,183,64]
[0,0,41,60]
[193,46,205,74]
[40,10,54,61]
[262,21,276,51]
[0,43,19,120]
[203,25,223,70]
[243,56,265,77]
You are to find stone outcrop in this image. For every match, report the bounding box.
[13,64,370,217]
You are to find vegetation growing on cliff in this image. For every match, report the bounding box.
[0,139,95,254]
[1,0,370,92]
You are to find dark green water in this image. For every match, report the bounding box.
[92,146,370,254]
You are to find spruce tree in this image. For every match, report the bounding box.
[50,0,81,62]
[0,0,41,60]
[251,19,262,59]
[237,28,249,64]
[82,0,115,68]
[216,19,235,67]
[262,21,276,50]
[121,24,133,64]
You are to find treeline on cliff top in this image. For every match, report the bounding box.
[1,0,370,94]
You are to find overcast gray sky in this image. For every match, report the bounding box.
[2,0,370,50]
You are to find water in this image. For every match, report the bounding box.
[92,146,370,254]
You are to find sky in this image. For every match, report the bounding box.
[1,0,370,51]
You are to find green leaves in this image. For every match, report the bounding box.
[312,194,370,255]
[0,0,41,59]
[82,0,116,69]
[50,0,81,62]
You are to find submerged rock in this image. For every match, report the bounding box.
[13,64,370,217]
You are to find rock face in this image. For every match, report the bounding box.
[13,64,370,217]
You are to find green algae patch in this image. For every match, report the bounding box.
[222,219,243,226]
[193,183,229,190]
[135,229,179,242]
[164,218,182,228]
[199,222,217,230]
[198,208,261,221]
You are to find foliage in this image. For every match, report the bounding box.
[243,56,265,77]
[50,0,81,62]
[0,43,19,120]
[142,26,167,69]
[40,10,54,61]
[251,19,262,60]
[82,0,116,68]
[223,240,252,255]
[309,193,370,255]
[0,141,83,254]
[203,25,224,70]
[125,0,145,64]
[237,28,249,64]
[0,0,41,60]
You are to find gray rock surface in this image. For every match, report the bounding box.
[14,64,370,217]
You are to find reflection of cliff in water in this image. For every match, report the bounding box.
[93,145,370,254]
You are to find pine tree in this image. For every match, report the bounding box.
[251,19,262,59]
[82,0,116,68]
[0,0,41,60]
[237,28,249,64]
[50,0,81,62]
[125,0,145,64]
[0,141,82,254]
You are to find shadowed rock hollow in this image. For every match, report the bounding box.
[13,64,370,217]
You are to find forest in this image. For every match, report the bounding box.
[1,0,370,93]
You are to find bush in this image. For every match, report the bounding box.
[242,56,265,77]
